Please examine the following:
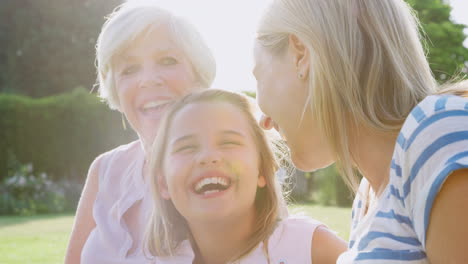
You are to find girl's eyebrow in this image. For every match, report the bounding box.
[172,134,195,145]
[221,130,246,138]
[171,130,246,145]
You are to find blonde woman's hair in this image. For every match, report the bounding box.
[144,89,285,262]
[257,0,438,189]
[437,79,468,97]
[96,0,216,110]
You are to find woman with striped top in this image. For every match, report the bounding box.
[252,0,468,262]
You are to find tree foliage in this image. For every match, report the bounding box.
[0,0,121,96]
[406,0,468,81]
[0,0,466,96]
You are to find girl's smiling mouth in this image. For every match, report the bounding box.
[192,171,233,197]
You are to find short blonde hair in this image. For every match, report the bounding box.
[96,1,216,110]
[257,0,437,189]
[145,89,284,261]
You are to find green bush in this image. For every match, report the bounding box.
[0,162,66,215]
[312,164,354,207]
[0,88,136,184]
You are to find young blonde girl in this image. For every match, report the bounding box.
[145,89,346,264]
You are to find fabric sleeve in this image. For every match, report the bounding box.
[268,217,326,264]
[400,106,468,247]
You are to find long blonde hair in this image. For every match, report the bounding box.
[437,80,468,97]
[257,0,438,189]
[144,89,285,261]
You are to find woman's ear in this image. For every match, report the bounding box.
[288,34,310,80]
[158,174,171,200]
[257,175,267,188]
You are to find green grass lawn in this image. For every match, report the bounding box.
[0,204,350,264]
[290,204,351,240]
[0,213,74,264]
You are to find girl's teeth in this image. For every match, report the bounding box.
[194,177,230,193]
[203,190,220,195]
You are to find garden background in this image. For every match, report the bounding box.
[1,0,467,263]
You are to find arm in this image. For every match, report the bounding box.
[311,226,348,264]
[426,168,468,264]
[64,156,102,264]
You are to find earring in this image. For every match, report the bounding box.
[298,72,304,79]
[121,113,127,130]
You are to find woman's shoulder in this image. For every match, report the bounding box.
[394,94,468,157]
[94,140,143,167]
[388,94,468,240]
[401,95,468,137]
[415,94,467,118]
[392,94,468,183]
[91,140,144,182]
[100,140,143,159]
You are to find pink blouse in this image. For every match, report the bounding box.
[81,140,153,263]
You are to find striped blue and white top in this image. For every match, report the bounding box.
[338,95,468,263]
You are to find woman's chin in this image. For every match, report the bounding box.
[291,151,333,172]
[137,123,161,144]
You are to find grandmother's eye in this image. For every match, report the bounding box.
[121,64,139,75]
[160,57,178,65]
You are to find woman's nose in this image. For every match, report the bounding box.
[139,65,163,89]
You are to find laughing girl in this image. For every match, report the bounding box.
[144,89,346,263]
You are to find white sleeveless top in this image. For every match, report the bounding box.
[81,140,153,264]
[154,217,324,264]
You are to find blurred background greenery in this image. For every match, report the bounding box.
[0,0,467,263]
[1,0,468,216]
[0,0,467,229]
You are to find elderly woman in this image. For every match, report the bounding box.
[253,0,468,263]
[64,1,215,263]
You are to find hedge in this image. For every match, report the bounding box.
[311,164,354,207]
[0,88,136,183]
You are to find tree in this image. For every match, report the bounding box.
[0,0,121,97]
[406,0,468,81]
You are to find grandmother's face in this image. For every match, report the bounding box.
[113,25,199,147]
